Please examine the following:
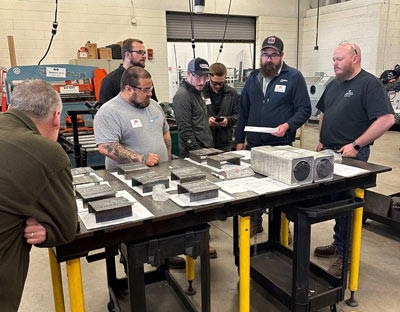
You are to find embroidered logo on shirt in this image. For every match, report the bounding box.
[344,90,354,98]
[280,79,288,82]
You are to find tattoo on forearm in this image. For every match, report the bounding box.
[142,154,149,164]
[102,143,141,163]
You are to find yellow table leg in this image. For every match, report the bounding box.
[185,255,196,295]
[281,212,289,247]
[346,188,364,307]
[66,258,85,312]
[239,216,250,312]
[48,249,65,312]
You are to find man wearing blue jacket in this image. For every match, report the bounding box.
[235,35,311,235]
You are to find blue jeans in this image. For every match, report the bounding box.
[329,146,370,259]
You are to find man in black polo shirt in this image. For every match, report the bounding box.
[98,38,158,106]
[314,42,394,277]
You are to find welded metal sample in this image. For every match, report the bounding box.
[73,174,100,186]
[206,152,244,169]
[88,197,132,223]
[275,146,334,182]
[76,184,116,203]
[171,167,206,183]
[251,146,313,185]
[131,171,169,193]
[178,180,220,202]
[116,163,149,178]
[71,167,95,176]
[189,148,223,163]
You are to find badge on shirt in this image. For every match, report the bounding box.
[205,98,212,105]
[274,85,286,93]
[131,119,143,128]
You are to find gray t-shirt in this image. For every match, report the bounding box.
[94,94,169,169]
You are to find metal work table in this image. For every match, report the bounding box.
[49,158,390,312]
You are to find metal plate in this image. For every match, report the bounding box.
[76,184,116,202]
[88,197,132,223]
[170,167,206,183]
[189,148,223,163]
[131,171,169,193]
[116,163,149,178]
[178,180,220,202]
[206,152,243,168]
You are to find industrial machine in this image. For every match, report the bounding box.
[4,64,107,168]
[304,72,334,121]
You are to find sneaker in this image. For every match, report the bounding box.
[250,224,263,237]
[314,244,338,258]
[168,256,186,269]
[209,246,217,259]
[328,258,343,278]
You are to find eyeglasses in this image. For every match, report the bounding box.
[261,52,280,59]
[130,85,153,94]
[129,50,146,56]
[191,73,209,81]
[338,41,358,55]
[210,79,225,87]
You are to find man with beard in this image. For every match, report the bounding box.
[172,57,214,158]
[98,38,158,106]
[94,66,186,269]
[204,62,240,152]
[235,36,311,236]
[313,42,394,277]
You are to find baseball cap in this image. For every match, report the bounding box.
[261,36,284,53]
[188,57,210,75]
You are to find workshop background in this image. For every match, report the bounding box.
[1,0,400,103]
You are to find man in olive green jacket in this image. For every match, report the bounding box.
[0,79,78,311]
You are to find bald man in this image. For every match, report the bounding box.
[314,42,394,277]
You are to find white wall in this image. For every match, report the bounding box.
[0,0,301,102]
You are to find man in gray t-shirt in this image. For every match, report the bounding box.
[94,66,171,170]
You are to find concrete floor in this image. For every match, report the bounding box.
[19,125,400,311]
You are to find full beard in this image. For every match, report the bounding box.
[334,65,354,82]
[130,59,145,68]
[260,59,282,79]
[131,96,150,108]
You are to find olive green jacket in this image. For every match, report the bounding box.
[0,109,77,312]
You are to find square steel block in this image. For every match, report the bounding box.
[131,171,169,193]
[178,180,220,202]
[170,167,206,183]
[88,197,132,223]
[206,152,243,168]
[76,184,116,202]
[116,163,149,178]
[189,148,223,163]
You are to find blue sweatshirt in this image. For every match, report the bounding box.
[235,62,311,147]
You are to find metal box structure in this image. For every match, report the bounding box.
[275,146,334,182]
[251,146,313,185]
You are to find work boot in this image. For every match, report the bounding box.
[168,256,186,269]
[209,246,217,259]
[250,224,263,238]
[328,257,343,278]
[314,244,338,258]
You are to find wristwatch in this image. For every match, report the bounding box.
[352,141,361,151]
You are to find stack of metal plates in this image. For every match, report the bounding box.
[251,146,313,185]
[71,167,95,176]
[171,167,206,183]
[116,163,149,178]
[131,171,169,193]
[275,146,334,182]
[73,174,100,186]
[76,184,116,203]
[206,152,244,169]
[189,148,223,163]
[177,180,220,202]
[88,197,132,223]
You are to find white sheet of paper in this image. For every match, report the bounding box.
[244,126,279,134]
[247,177,293,195]
[79,201,154,230]
[334,163,369,177]
[111,172,178,195]
[215,177,258,194]
[170,190,234,207]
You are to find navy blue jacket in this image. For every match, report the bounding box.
[235,62,311,147]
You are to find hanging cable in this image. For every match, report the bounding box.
[314,0,320,52]
[189,0,196,58]
[38,0,58,65]
[216,0,232,62]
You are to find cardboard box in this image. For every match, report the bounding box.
[85,43,98,59]
[77,51,88,59]
[98,48,112,60]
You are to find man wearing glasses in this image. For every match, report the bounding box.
[235,35,311,236]
[98,38,158,106]
[172,57,214,158]
[203,62,240,152]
